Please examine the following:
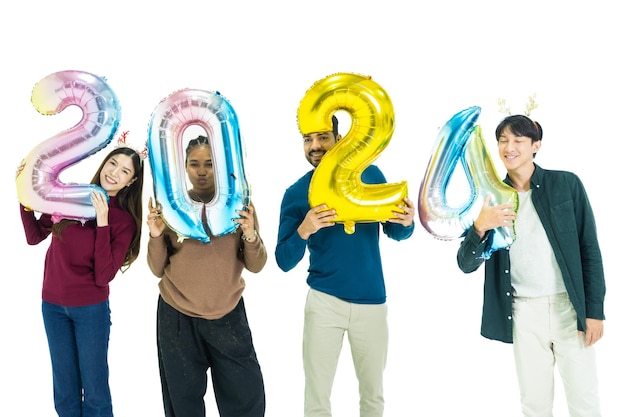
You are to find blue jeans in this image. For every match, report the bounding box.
[42,300,113,417]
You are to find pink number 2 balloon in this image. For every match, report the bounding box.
[16,70,121,223]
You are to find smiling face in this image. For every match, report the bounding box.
[185,144,215,199]
[99,153,136,196]
[497,126,541,174]
[303,131,340,167]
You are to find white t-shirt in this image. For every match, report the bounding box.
[509,190,566,297]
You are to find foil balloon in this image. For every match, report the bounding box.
[16,70,120,223]
[418,106,518,259]
[298,72,408,234]
[147,89,250,243]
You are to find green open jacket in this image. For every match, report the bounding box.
[457,164,605,343]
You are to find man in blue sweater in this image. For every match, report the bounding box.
[275,115,415,417]
[457,115,605,416]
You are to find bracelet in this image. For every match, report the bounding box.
[241,230,258,242]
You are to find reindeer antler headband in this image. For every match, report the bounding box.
[497,93,538,117]
[116,130,148,160]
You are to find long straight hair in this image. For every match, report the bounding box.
[52,147,144,270]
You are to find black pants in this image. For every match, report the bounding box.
[157,296,265,417]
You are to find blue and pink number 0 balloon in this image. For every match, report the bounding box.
[147,88,249,243]
[16,70,516,253]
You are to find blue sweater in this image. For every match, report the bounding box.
[275,165,414,304]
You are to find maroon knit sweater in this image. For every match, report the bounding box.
[20,197,136,306]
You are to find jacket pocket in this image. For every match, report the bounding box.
[551,199,577,234]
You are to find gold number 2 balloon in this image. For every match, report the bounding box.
[297,72,408,234]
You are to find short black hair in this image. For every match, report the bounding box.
[495,115,543,143]
[331,115,339,137]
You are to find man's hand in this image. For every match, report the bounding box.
[472,195,516,239]
[297,204,337,240]
[389,197,415,227]
[580,318,604,347]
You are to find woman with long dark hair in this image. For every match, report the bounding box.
[18,146,144,417]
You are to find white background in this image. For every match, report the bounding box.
[2,1,624,416]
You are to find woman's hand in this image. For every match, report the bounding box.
[235,204,258,242]
[147,197,165,238]
[92,190,110,227]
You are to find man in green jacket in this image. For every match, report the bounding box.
[457,114,605,417]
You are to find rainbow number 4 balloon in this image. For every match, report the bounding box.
[298,72,408,234]
[16,70,120,223]
[147,89,250,243]
[418,106,518,259]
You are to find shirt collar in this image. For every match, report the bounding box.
[504,163,544,190]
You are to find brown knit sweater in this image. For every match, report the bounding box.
[147,218,267,320]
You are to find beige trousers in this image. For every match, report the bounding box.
[512,292,601,417]
[303,288,388,417]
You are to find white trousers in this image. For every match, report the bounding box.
[303,288,388,417]
[512,292,601,417]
